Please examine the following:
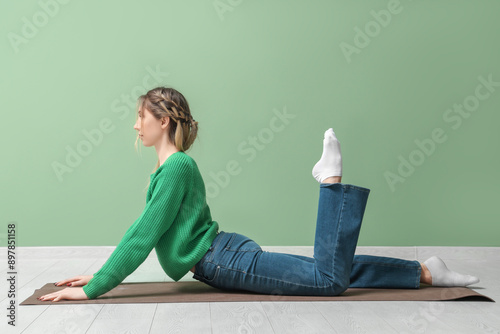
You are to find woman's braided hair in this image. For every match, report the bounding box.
[135,86,199,178]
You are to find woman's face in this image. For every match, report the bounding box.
[133,107,168,147]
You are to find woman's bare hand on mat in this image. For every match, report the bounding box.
[38,287,89,302]
[54,275,94,287]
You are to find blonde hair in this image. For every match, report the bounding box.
[134,86,199,191]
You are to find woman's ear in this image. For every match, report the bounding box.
[161,116,170,130]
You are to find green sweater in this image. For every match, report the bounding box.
[83,151,219,300]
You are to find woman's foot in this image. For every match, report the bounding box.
[312,128,343,183]
[420,256,480,287]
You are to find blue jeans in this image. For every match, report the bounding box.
[192,183,422,296]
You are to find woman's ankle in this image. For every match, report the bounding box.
[321,176,342,184]
[420,262,432,285]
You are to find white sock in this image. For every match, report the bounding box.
[312,128,342,183]
[423,256,480,287]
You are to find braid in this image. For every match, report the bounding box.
[155,93,193,125]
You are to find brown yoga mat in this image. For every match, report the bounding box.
[20,281,494,305]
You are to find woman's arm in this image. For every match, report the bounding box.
[82,158,192,300]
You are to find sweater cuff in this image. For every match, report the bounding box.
[82,285,97,300]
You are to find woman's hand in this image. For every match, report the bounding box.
[55,275,94,287]
[38,287,89,302]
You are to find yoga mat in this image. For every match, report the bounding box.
[20,281,494,305]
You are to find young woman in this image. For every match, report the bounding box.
[38,87,479,302]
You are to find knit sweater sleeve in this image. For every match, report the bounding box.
[82,159,192,300]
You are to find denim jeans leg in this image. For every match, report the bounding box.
[312,183,370,292]
[282,253,422,289]
[349,255,422,288]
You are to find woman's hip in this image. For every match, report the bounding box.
[192,231,263,283]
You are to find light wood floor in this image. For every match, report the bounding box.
[1,246,499,333]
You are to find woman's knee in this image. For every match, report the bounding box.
[319,276,349,296]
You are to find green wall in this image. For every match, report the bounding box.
[1,0,499,247]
